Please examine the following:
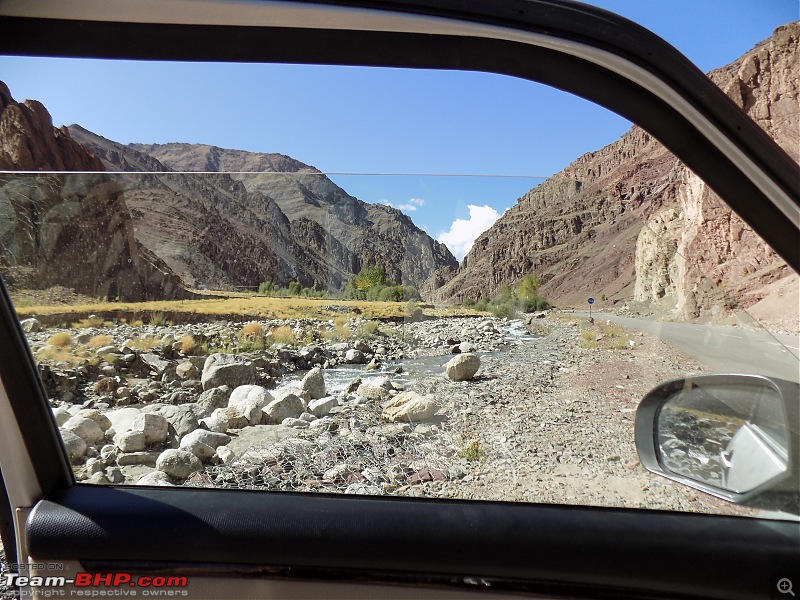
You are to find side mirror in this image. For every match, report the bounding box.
[635,374,799,504]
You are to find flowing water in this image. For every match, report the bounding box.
[276,319,537,394]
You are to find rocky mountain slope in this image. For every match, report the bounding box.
[120,141,458,296]
[0,82,188,301]
[438,23,798,329]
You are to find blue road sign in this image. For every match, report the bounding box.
[588,297,595,305]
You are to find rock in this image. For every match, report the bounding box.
[201,354,257,390]
[137,471,174,487]
[114,430,146,452]
[458,342,475,353]
[299,412,317,422]
[227,385,272,426]
[180,439,216,460]
[445,352,481,381]
[263,393,305,424]
[299,367,325,400]
[140,353,172,376]
[131,413,169,445]
[62,415,105,446]
[77,409,112,432]
[353,339,371,353]
[281,418,309,429]
[156,449,202,479]
[197,386,231,413]
[198,408,234,433]
[308,396,338,417]
[142,404,200,439]
[382,391,438,423]
[116,451,158,467]
[176,361,199,380]
[229,385,273,409]
[86,472,110,485]
[179,429,231,450]
[51,405,73,426]
[20,318,42,333]
[345,377,362,394]
[216,445,235,464]
[356,383,389,402]
[107,467,125,484]
[104,407,142,437]
[344,349,367,364]
[59,430,87,460]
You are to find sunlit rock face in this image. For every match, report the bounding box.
[0,83,189,301]
[438,23,798,327]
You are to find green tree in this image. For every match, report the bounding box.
[354,264,386,292]
[516,274,540,301]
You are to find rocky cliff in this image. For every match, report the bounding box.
[125,142,458,296]
[438,23,798,329]
[0,82,188,301]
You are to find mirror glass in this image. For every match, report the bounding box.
[656,379,789,495]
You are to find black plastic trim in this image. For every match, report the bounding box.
[0,278,74,494]
[0,3,798,272]
[27,486,800,600]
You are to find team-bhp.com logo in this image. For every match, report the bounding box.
[3,572,188,597]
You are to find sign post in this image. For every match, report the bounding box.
[588,297,594,320]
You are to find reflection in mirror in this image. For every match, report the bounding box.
[656,380,789,495]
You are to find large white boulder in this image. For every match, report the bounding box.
[382,391,438,422]
[444,352,481,381]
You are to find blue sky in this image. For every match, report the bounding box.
[0,1,796,260]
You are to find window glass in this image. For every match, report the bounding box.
[1,25,797,519]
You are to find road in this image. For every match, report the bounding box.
[575,312,800,383]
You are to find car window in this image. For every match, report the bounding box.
[1,20,797,519]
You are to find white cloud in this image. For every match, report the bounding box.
[437,205,502,261]
[382,198,426,212]
[379,198,425,212]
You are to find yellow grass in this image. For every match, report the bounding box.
[14,295,476,321]
[88,335,113,348]
[46,332,72,347]
[179,335,197,354]
[270,325,296,345]
[239,321,265,339]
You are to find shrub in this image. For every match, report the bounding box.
[492,301,517,319]
[88,335,113,348]
[271,325,296,345]
[180,335,197,354]
[459,439,486,462]
[239,321,265,339]
[287,281,302,296]
[520,296,550,312]
[359,320,380,337]
[149,311,166,327]
[46,332,72,347]
[405,301,423,321]
[258,280,280,295]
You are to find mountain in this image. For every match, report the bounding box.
[0,82,188,301]
[124,142,458,296]
[437,22,798,328]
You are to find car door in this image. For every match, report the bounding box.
[0,1,798,599]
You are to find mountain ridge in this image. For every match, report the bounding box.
[436,22,799,330]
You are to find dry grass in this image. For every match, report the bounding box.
[579,321,632,350]
[270,325,296,345]
[179,335,197,354]
[126,336,161,351]
[71,315,104,329]
[13,294,475,322]
[88,335,113,348]
[46,332,72,347]
[239,321,265,339]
